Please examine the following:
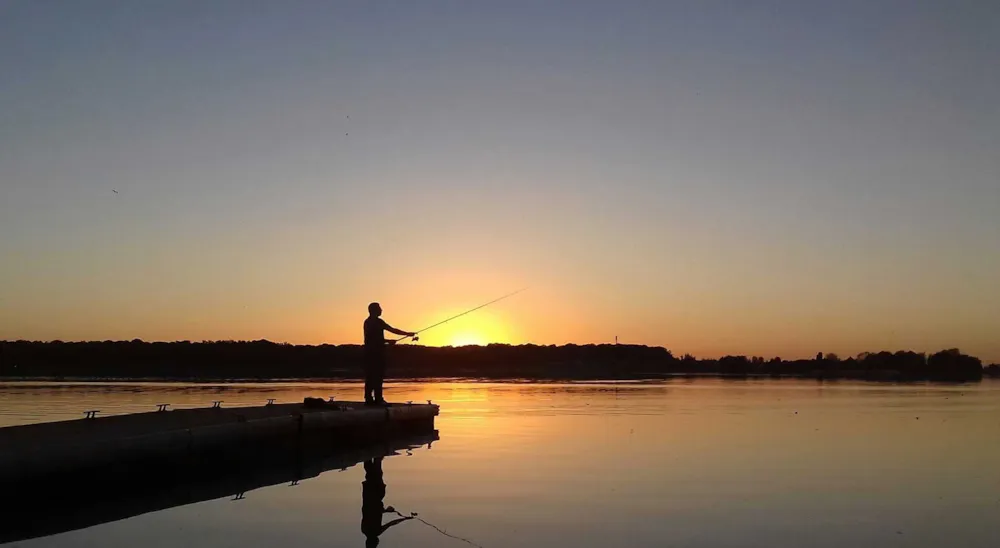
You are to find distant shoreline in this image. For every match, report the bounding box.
[1,372,993,385]
[1,340,994,383]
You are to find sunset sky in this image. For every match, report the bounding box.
[1,1,998,361]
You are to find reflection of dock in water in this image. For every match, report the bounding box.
[2,429,438,544]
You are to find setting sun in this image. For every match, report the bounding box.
[449,332,487,347]
[415,310,513,347]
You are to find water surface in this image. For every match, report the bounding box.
[2,379,998,548]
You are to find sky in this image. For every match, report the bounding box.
[1,1,998,361]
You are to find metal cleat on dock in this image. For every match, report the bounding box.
[328,396,336,402]
[211,401,223,409]
[156,404,170,412]
[83,410,100,419]
[427,399,432,405]
[266,398,275,406]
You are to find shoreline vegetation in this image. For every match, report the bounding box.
[1,340,995,383]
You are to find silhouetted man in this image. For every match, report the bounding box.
[364,302,415,405]
[361,456,413,548]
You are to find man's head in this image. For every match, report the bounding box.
[368,302,382,317]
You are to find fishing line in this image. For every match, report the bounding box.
[391,509,486,548]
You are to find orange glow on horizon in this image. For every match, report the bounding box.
[414,309,512,347]
[448,332,487,347]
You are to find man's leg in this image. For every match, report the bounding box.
[374,356,386,403]
[364,360,375,403]
[374,367,385,403]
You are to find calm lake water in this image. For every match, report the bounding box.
[2,379,999,548]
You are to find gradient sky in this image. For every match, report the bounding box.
[1,1,998,360]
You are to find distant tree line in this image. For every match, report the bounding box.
[0,340,989,382]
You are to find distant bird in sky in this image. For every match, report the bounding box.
[111,189,119,194]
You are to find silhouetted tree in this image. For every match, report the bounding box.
[926,349,982,381]
[718,355,751,375]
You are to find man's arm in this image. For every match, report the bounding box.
[383,322,416,337]
[379,516,413,534]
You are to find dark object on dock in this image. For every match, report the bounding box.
[0,399,439,488]
[2,429,438,544]
[303,396,343,409]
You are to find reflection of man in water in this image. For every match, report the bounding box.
[361,456,412,548]
[364,302,415,405]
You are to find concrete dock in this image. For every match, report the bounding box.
[0,399,439,486]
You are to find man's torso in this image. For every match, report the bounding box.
[364,316,386,349]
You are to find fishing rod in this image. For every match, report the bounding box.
[395,288,527,343]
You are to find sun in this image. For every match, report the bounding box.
[449,331,487,347]
[416,310,512,347]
